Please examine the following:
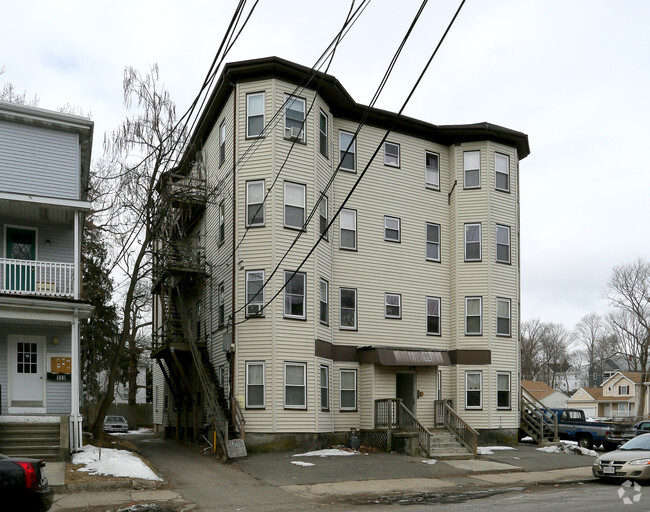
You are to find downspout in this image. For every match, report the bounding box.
[230,85,237,414]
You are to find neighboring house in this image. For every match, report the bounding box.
[521,380,569,409]
[553,365,587,395]
[568,371,647,419]
[0,101,93,458]
[589,356,634,387]
[151,57,530,448]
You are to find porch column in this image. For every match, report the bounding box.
[74,211,80,300]
[70,311,82,452]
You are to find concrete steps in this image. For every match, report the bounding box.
[0,422,62,461]
[429,428,473,460]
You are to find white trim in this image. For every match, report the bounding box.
[0,191,92,211]
[74,212,79,299]
[283,271,306,320]
[284,362,307,409]
[246,92,265,139]
[340,369,357,411]
[245,361,265,408]
[7,334,47,414]
[465,370,483,409]
[4,224,38,260]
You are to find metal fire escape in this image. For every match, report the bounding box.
[151,159,241,457]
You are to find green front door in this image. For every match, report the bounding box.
[6,228,36,291]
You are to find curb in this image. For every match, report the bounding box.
[63,478,162,493]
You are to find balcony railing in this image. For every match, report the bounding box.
[0,258,75,298]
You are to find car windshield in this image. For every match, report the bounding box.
[106,416,125,422]
[619,435,650,451]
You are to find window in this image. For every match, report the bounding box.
[218,282,225,327]
[219,121,226,166]
[284,271,306,319]
[245,270,264,317]
[425,151,440,189]
[339,131,356,172]
[340,287,357,330]
[619,385,630,395]
[320,365,329,410]
[319,195,328,240]
[246,362,265,408]
[465,371,482,409]
[340,369,357,410]
[284,362,306,409]
[246,180,265,226]
[495,153,509,192]
[464,150,480,188]
[496,298,511,336]
[319,278,329,325]
[464,223,481,261]
[247,92,265,138]
[384,142,400,167]
[465,296,482,335]
[385,293,401,319]
[496,225,510,264]
[384,216,400,242]
[426,223,440,262]
[218,202,225,244]
[426,297,441,335]
[284,182,305,229]
[319,110,328,158]
[497,372,510,409]
[339,209,356,250]
[284,95,305,141]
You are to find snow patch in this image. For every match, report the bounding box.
[291,461,315,467]
[536,444,597,457]
[477,446,517,455]
[520,436,533,442]
[292,449,359,457]
[422,459,437,465]
[112,428,154,436]
[72,444,162,481]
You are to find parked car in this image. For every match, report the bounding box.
[0,453,53,511]
[103,415,129,433]
[547,408,636,450]
[593,433,650,481]
[633,420,650,436]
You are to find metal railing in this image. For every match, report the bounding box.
[434,400,479,457]
[375,398,432,457]
[0,258,74,297]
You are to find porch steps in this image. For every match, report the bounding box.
[0,423,61,461]
[429,428,473,460]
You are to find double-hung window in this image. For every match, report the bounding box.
[284,271,306,319]
[425,151,440,189]
[284,95,305,141]
[319,195,328,240]
[496,298,511,336]
[496,225,510,263]
[619,385,630,395]
[465,371,482,409]
[319,110,328,158]
[319,278,329,325]
[340,209,356,250]
[426,223,440,261]
[284,182,305,229]
[246,362,265,408]
[246,180,265,226]
[218,202,225,244]
[464,150,480,188]
[340,287,357,330]
[339,131,356,172]
[426,297,441,335]
[497,372,511,409]
[285,362,306,409]
[464,223,481,261]
[320,365,329,410]
[495,153,510,192]
[384,142,400,167]
[218,282,225,326]
[246,92,265,138]
[385,293,401,319]
[384,216,400,242]
[340,369,357,411]
[465,296,482,335]
[219,121,226,166]
[245,270,265,317]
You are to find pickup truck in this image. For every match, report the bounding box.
[548,408,636,450]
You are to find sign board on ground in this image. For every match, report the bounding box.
[226,439,247,459]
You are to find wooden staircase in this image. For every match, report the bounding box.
[0,421,62,461]
[520,392,559,444]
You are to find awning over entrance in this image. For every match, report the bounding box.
[358,348,451,366]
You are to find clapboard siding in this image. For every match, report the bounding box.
[0,217,74,262]
[0,120,79,199]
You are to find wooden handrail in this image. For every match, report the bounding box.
[231,396,246,440]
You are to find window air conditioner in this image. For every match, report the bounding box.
[287,126,302,139]
[247,303,262,316]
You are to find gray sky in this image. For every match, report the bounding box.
[2,0,648,330]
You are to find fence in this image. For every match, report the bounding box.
[84,403,153,430]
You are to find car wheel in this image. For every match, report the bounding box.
[578,435,593,450]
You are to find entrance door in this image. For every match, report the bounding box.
[5,227,36,291]
[396,372,416,414]
[9,335,45,411]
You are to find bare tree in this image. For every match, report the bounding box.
[89,64,184,437]
[0,66,39,105]
[574,312,605,386]
[521,318,548,380]
[539,322,572,388]
[605,258,650,417]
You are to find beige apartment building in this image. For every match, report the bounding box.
[151,57,530,451]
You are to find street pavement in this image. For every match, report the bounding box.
[50,435,599,511]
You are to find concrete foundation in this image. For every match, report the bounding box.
[477,428,518,446]
[244,432,347,453]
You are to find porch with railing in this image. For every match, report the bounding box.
[375,398,433,457]
[0,258,74,297]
